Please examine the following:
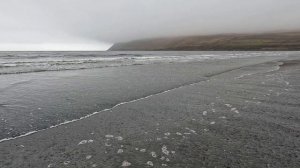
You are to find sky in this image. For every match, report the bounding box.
[0,0,300,51]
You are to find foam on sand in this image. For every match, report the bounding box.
[121,160,131,167]
[146,161,154,167]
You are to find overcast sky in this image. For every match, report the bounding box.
[1,0,300,51]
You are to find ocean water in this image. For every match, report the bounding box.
[0,51,296,142]
[0,51,288,75]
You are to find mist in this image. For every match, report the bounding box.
[1,0,300,50]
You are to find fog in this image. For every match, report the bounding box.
[1,0,300,50]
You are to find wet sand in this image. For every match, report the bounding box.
[0,55,300,168]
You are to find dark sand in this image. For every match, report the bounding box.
[0,55,299,168]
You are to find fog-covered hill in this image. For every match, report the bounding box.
[110,32,300,51]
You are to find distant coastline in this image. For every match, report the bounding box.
[109,31,300,51]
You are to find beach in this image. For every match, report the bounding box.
[0,51,299,168]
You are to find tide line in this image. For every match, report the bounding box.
[0,79,207,143]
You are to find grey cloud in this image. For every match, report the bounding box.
[0,0,300,50]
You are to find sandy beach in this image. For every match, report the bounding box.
[0,52,299,168]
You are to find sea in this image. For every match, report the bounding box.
[0,51,289,75]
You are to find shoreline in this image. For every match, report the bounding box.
[0,55,299,167]
[0,79,209,144]
[0,55,284,141]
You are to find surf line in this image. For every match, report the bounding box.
[0,78,209,143]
